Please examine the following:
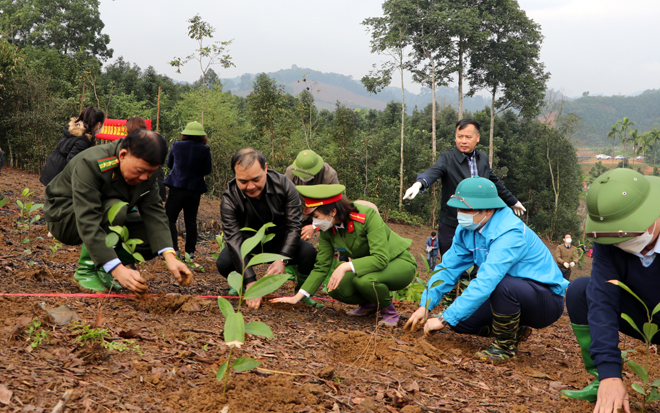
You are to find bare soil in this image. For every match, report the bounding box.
[1,166,658,413]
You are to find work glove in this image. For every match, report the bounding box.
[512,201,526,216]
[403,182,423,200]
[570,262,575,268]
[564,262,570,269]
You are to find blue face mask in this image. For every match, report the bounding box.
[457,211,486,231]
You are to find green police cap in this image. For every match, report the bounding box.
[296,184,345,215]
[181,121,207,136]
[446,177,507,210]
[290,150,324,178]
[585,168,660,244]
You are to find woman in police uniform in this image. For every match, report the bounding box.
[271,184,415,326]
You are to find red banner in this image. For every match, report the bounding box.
[96,118,152,141]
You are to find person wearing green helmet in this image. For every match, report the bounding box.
[561,168,660,412]
[285,149,339,241]
[163,121,212,262]
[404,176,568,361]
[271,184,416,326]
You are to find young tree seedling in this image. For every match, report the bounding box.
[215,222,290,396]
[104,202,146,296]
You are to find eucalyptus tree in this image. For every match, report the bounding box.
[606,124,620,166]
[246,74,290,161]
[467,0,549,164]
[642,128,660,167]
[362,0,411,211]
[169,14,234,126]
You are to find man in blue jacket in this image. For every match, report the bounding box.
[561,168,660,413]
[405,177,568,362]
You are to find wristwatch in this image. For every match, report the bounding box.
[436,313,447,328]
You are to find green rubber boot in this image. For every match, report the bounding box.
[475,310,523,362]
[73,245,121,292]
[560,324,600,402]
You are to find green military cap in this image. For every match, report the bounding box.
[585,168,660,244]
[290,150,324,178]
[181,121,207,136]
[297,184,345,214]
[447,177,507,210]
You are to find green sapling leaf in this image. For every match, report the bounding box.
[420,253,430,273]
[648,387,660,401]
[232,357,261,372]
[108,202,128,225]
[21,188,29,197]
[239,223,276,258]
[262,233,275,244]
[216,360,229,381]
[621,313,644,339]
[227,272,243,293]
[651,378,660,388]
[247,253,289,267]
[217,297,234,317]
[631,382,646,396]
[109,225,124,235]
[643,322,658,343]
[132,252,145,263]
[28,204,43,214]
[652,302,660,317]
[425,298,431,309]
[224,312,245,346]
[245,321,273,338]
[628,360,649,384]
[105,232,119,248]
[0,198,9,209]
[121,227,130,242]
[16,200,24,209]
[243,273,289,300]
[430,279,445,289]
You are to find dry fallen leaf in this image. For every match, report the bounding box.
[0,384,12,405]
[118,327,143,339]
[404,380,420,393]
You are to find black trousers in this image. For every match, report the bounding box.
[215,238,317,285]
[451,275,565,335]
[165,187,202,254]
[565,276,660,343]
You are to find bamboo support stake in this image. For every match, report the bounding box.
[51,389,74,413]
[156,86,161,132]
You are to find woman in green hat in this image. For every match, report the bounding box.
[271,184,416,326]
[164,121,212,261]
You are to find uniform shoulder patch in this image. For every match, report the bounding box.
[98,156,119,172]
[349,212,366,223]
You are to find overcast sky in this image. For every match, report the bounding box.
[99,0,660,97]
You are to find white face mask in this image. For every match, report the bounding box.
[565,238,572,245]
[615,222,656,255]
[299,175,314,183]
[312,215,334,232]
[95,125,103,134]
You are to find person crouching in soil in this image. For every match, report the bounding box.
[405,177,569,361]
[43,128,192,293]
[271,184,416,326]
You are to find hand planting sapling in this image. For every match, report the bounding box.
[215,222,290,395]
[608,280,660,411]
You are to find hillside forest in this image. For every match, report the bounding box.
[2,0,658,242]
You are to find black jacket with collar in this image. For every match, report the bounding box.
[221,169,302,279]
[416,146,518,227]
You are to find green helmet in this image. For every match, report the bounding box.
[446,177,507,210]
[290,150,324,178]
[585,168,660,244]
[181,121,207,136]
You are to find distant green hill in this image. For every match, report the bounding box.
[222,65,490,113]
[567,89,660,145]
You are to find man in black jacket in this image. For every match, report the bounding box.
[403,119,525,258]
[216,148,317,309]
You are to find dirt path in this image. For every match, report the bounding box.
[1,167,658,413]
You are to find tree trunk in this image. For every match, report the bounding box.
[201,72,206,126]
[489,91,496,165]
[398,49,405,212]
[430,57,438,228]
[457,38,464,121]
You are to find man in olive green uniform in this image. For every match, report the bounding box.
[44,129,192,293]
[285,149,340,241]
[272,184,415,326]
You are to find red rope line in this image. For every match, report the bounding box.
[0,292,339,301]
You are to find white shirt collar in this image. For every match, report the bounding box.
[632,238,660,267]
